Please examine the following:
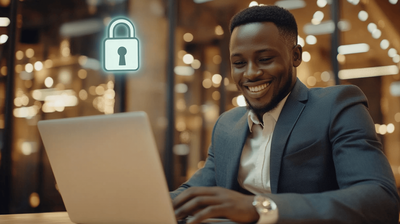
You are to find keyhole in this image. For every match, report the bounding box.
[118,47,127,66]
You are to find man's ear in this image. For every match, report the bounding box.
[292,44,302,67]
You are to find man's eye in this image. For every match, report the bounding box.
[259,57,272,62]
[233,61,245,65]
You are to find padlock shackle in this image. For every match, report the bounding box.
[109,18,135,38]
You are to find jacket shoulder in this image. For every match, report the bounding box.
[219,106,247,122]
[308,84,368,108]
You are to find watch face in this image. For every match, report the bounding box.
[253,196,272,214]
[258,207,270,214]
[261,200,271,207]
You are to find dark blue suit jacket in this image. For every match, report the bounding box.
[170,79,399,223]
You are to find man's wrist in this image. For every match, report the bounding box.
[252,195,278,224]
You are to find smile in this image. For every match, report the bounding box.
[247,83,270,92]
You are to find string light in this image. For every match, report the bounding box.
[25,48,34,58]
[388,48,397,58]
[305,35,317,45]
[316,0,328,8]
[367,23,377,33]
[15,50,23,60]
[183,54,194,64]
[312,11,324,25]
[237,95,246,107]
[183,33,193,42]
[213,55,222,64]
[358,11,368,21]
[307,76,317,86]
[25,63,33,73]
[358,8,398,66]
[347,0,360,5]
[215,25,224,35]
[191,59,201,69]
[212,74,222,85]
[321,71,331,82]
[372,29,382,39]
[380,39,390,50]
[302,51,311,62]
[297,36,305,47]
[249,1,258,7]
[34,61,43,71]
[202,79,212,89]
[44,77,54,88]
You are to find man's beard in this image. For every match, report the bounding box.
[245,69,294,115]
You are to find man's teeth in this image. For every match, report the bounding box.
[248,83,268,92]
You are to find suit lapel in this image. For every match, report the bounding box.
[270,79,308,193]
[222,111,249,191]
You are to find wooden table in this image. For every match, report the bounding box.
[0,212,74,224]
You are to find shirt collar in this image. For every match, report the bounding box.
[247,93,290,132]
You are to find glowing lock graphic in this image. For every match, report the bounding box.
[103,18,139,72]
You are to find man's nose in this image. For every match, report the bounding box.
[244,61,262,80]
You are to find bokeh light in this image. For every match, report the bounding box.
[44,77,54,88]
[183,33,193,42]
[302,51,311,62]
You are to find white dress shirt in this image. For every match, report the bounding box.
[237,94,289,224]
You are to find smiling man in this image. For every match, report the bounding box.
[170,5,399,224]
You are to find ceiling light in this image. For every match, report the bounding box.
[0,34,8,44]
[193,0,213,3]
[275,0,306,10]
[60,18,103,37]
[175,83,188,93]
[0,17,10,27]
[339,65,399,79]
[338,43,369,55]
[304,20,334,35]
[174,66,194,76]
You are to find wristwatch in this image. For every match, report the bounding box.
[252,195,273,215]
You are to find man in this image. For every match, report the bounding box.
[171,5,399,224]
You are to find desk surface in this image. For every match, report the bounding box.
[0,212,74,224]
[0,212,239,224]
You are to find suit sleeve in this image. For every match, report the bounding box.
[267,85,399,224]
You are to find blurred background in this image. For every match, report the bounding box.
[0,0,399,214]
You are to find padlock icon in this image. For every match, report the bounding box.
[103,18,139,71]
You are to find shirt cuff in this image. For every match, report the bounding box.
[256,199,278,224]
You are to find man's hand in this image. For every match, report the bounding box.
[173,186,259,224]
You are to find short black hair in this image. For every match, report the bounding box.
[230,5,298,47]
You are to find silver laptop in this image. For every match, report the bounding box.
[38,112,177,224]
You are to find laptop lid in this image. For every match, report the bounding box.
[38,111,176,224]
